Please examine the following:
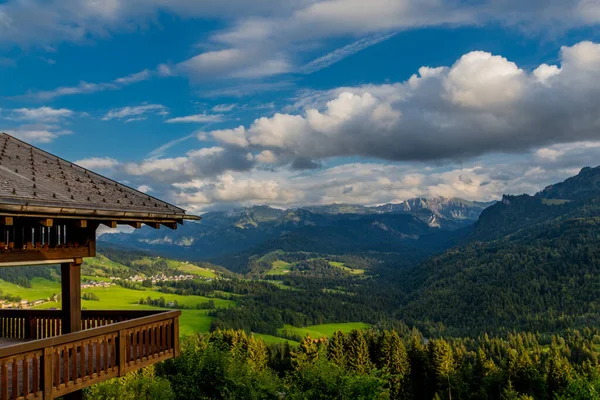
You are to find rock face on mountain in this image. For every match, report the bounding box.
[100,196,493,261]
[472,166,600,241]
[536,166,600,201]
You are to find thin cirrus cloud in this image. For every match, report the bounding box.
[21,69,155,100]
[74,157,119,170]
[102,104,169,122]
[165,113,224,124]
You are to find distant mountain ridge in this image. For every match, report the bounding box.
[100,196,492,266]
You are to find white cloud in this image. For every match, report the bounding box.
[210,126,249,147]
[165,138,600,212]
[24,69,154,100]
[123,146,253,182]
[212,104,237,112]
[443,51,525,109]
[113,69,152,84]
[74,157,119,169]
[7,107,73,122]
[137,185,152,193]
[176,48,291,80]
[256,150,277,163]
[102,104,168,121]
[165,114,224,123]
[301,32,398,74]
[203,41,600,165]
[533,64,561,84]
[3,128,68,143]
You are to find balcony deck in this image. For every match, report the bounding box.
[0,309,180,400]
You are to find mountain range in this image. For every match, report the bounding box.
[100,197,493,266]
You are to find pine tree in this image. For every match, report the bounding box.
[546,350,573,395]
[429,339,454,400]
[346,329,372,375]
[247,336,269,372]
[328,331,347,367]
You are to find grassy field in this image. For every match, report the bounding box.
[265,260,292,276]
[83,254,130,276]
[253,333,299,346]
[0,278,60,300]
[328,261,365,275]
[131,256,219,278]
[278,322,371,339]
[262,252,366,276]
[0,277,232,335]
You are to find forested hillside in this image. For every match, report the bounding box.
[399,167,600,336]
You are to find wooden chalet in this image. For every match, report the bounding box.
[0,133,199,399]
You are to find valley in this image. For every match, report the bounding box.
[2,166,600,399]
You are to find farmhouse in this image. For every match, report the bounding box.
[0,133,199,399]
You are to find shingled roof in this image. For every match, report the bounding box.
[0,132,198,222]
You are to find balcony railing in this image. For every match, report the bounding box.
[0,309,180,400]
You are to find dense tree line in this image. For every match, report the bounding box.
[88,328,600,399]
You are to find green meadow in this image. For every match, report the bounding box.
[278,322,371,339]
[0,278,235,335]
[0,278,60,300]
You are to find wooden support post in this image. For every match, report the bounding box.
[128,222,142,229]
[145,222,160,229]
[61,258,83,400]
[61,258,82,334]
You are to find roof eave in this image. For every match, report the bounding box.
[0,203,201,223]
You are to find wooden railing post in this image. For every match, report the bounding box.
[118,329,127,377]
[173,316,180,357]
[25,314,35,340]
[43,346,53,400]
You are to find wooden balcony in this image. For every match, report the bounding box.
[0,309,180,400]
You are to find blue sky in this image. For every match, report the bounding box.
[1,1,600,212]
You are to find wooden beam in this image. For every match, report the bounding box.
[0,247,92,266]
[102,221,117,229]
[0,216,13,226]
[39,218,53,227]
[128,222,143,229]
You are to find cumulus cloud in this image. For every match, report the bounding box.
[102,104,168,122]
[123,147,254,183]
[163,138,599,213]
[206,41,600,165]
